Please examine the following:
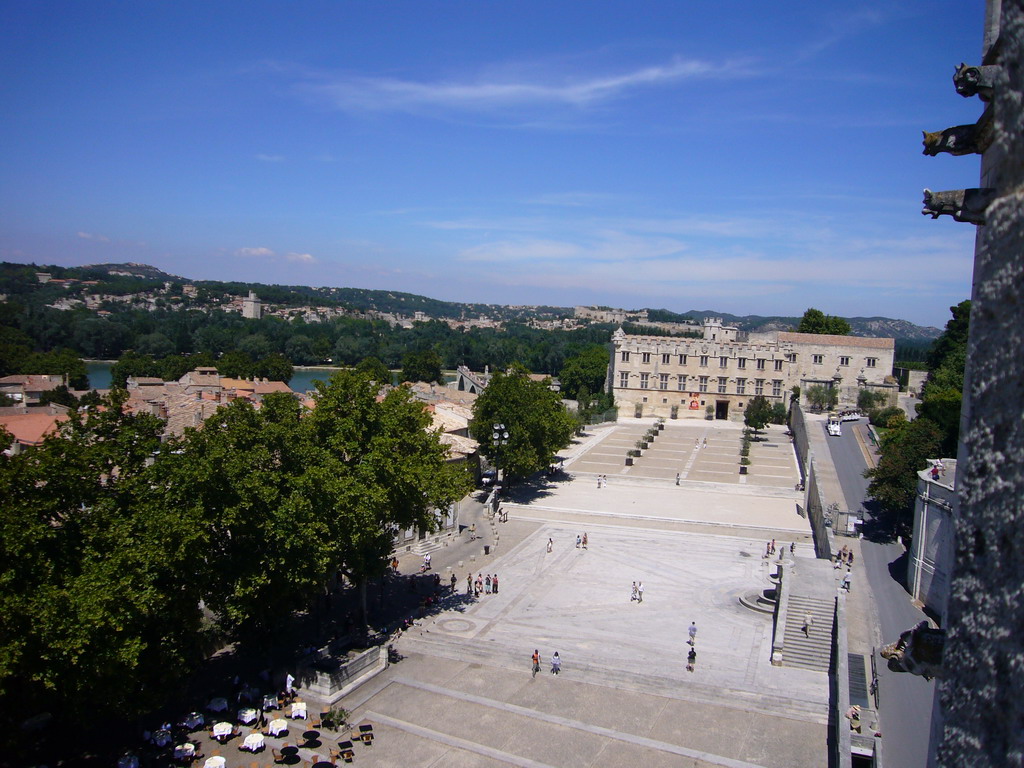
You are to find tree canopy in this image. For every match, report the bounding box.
[864,417,943,536]
[470,365,576,484]
[558,345,609,401]
[796,308,851,336]
[743,395,774,432]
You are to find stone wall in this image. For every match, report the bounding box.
[932,1,1024,764]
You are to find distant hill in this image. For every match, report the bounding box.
[647,308,941,341]
[79,262,186,281]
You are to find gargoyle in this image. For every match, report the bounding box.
[922,188,996,225]
[880,621,945,680]
[922,124,982,156]
[953,63,1000,100]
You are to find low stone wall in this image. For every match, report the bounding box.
[301,645,388,704]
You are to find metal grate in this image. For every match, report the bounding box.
[848,653,870,707]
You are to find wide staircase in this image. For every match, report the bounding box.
[781,593,835,671]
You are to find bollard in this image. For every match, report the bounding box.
[470,555,476,562]
[458,560,464,568]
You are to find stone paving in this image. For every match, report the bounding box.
[301,420,829,768]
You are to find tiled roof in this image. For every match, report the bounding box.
[0,411,68,446]
[777,332,894,349]
[254,381,294,395]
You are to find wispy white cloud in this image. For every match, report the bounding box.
[256,154,285,162]
[460,239,581,262]
[287,55,752,114]
[525,191,618,208]
[285,252,316,263]
[77,231,110,242]
[235,246,274,257]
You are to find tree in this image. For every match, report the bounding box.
[864,417,943,535]
[797,308,851,336]
[470,365,576,484]
[926,300,970,371]
[918,301,970,456]
[355,356,392,384]
[254,352,294,382]
[305,371,471,625]
[400,349,443,383]
[806,384,839,412]
[558,345,609,401]
[744,395,774,432]
[857,388,887,412]
[769,401,788,425]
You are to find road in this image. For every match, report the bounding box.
[823,420,935,768]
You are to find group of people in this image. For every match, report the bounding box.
[764,539,796,558]
[531,649,561,677]
[835,545,855,568]
[596,474,608,488]
[467,572,498,597]
[575,533,588,549]
[630,581,645,603]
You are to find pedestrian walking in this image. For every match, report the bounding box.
[842,570,852,592]
[550,652,561,675]
[802,611,813,637]
[631,581,638,601]
[847,550,855,566]
[576,534,582,548]
[790,542,796,554]
[469,523,476,540]
[492,573,498,594]
[766,541,772,558]
[770,539,776,555]
[686,647,697,672]
[485,574,492,594]
[695,438,700,448]
[466,574,473,595]
[532,650,541,678]
[702,437,707,449]
[547,537,553,553]
[450,573,457,592]
[688,621,697,645]
[675,472,681,485]
[637,581,644,603]
[582,533,588,550]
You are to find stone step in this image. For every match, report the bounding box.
[781,595,834,672]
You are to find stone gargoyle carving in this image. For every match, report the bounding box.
[953,63,999,100]
[922,188,996,225]
[880,621,945,680]
[922,124,982,156]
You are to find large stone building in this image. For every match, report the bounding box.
[610,318,895,420]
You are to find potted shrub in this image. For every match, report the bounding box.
[705,404,714,420]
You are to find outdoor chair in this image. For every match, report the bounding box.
[272,748,286,764]
[337,740,355,762]
[356,723,374,745]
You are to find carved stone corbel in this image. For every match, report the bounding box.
[922,123,984,156]
[953,63,1000,100]
[922,188,996,225]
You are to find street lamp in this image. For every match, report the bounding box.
[491,423,509,492]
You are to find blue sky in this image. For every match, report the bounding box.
[0,2,984,327]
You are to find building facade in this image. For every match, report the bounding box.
[610,319,896,420]
[908,459,957,623]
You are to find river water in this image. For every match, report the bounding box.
[85,361,345,393]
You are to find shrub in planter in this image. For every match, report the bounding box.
[740,456,751,465]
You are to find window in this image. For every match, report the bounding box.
[700,355,709,367]
[788,353,797,363]
[677,377,686,391]
[866,357,877,368]
[619,371,629,388]
[698,376,708,393]
[640,373,649,389]
[754,379,765,395]
[621,351,630,362]
[756,358,766,371]
[662,353,671,365]
[720,356,728,368]
[659,374,669,390]
[736,378,746,395]
[678,354,687,365]
[772,380,782,397]
[812,354,823,365]
[840,356,850,366]
[737,357,747,369]
[718,377,728,394]
[642,352,651,364]
[774,359,783,371]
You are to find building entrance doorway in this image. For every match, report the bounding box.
[715,400,730,420]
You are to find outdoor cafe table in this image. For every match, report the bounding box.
[203,758,225,768]
[173,743,195,761]
[180,712,204,730]
[238,707,257,725]
[290,701,307,719]
[262,694,278,711]
[153,729,172,747]
[117,755,139,768]
[268,718,288,737]
[208,697,228,713]
[212,722,233,740]
[242,732,265,752]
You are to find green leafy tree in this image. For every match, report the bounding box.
[926,300,970,371]
[558,345,609,401]
[769,401,788,425]
[254,352,294,382]
[306,371,471,624]
[864,418,943,535]
[355,356,392,384]
[857,388,888,412]
[797,308,851,335]
[470,365,576,484]
[217,350,255,379]
[744,395,774,432]
[110,350,159,388]
[918,302,970,456]
[400,349,443,383]
[806,384,839,412]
